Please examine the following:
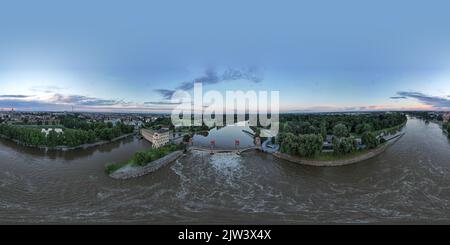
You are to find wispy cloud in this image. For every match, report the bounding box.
[144,101,182,105]
[47,94,123,106]
[390,96,407,99]
[0,95,30,98]
[394,91,450,108]
[154,89,177,100]
[155,67,263,100]
[30,85,65,93]
[0,92,182,112]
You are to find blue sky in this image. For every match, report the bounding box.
[1,0,450,112]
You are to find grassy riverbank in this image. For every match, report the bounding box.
[304,142,389,161]
[274,133,404,166]
[105,143,185,174]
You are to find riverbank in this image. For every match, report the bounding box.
[0,132,136,151]
[273,132,405,167]
[109,150,183,180]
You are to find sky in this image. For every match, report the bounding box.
[1,0,450,112]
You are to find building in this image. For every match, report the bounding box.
[104,118,121,126]
[41,128,64,136]
[443,113,450,123]
[141,128,171,148]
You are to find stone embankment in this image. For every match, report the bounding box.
[109,150,183,180]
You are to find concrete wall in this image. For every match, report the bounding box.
[110,150,183,180]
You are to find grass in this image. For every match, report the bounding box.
[302,141,390,161]
[305,149,371,161]
[105,161,131,174]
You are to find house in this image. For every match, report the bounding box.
[104,118,121,126]
[124,120,143,129]
[141,128,171,148]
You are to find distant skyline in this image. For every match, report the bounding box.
[1,0,450,112]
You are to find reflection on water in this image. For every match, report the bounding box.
[192,123,255,149]
[1,118,450,224]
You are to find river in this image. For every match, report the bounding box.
[1,118,450,224]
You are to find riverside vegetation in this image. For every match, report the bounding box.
[276,112,407,159]
[105,143,185,174]
[0,115,134,148]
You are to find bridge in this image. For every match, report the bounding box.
[187,146,259,154]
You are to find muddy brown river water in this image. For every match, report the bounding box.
[1,118,450,224]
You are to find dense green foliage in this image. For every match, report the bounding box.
[280,112,406,135]
[332,123,349,138]
[277,112,406,157]
[0,124,47,147]
[132,144,184,166]
[355,123,373,134]
[106,144,184,173]
[444,122,450,134]
[361,132,379,149]
[0,116,134,147]
[278,133,323,157]
[333,137,357,155]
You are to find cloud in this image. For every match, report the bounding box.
[48,94,122,106]
[155,67,263,99]
[154,89,177,100]
[0,95,30,98]
[0,99,70,111]
[144,101,182,105]
[30,85,64,93]
[396,91,450,108]
[0,92,127,111]
[390,96,407,99]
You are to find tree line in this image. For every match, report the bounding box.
[277,112,406,157]
[0,116,134,148]
[444,122,450,135]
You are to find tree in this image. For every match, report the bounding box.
[297,134,323,157]
[333,137,356,155]
[47,130,59,147]
[133,152,147,166]
[319,122,327,138]
[355,123,372,135]
[182,134,191,142]
[333,123,349,138]
[280,132,298,155]
[362,132,378,149]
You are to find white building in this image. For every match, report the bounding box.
[41,128,64,136]
[104,118,121,126]
[141,128,171,148]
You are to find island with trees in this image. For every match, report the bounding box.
[106,143,185,179]
[0,115,135,150]
[274,112,407,166]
